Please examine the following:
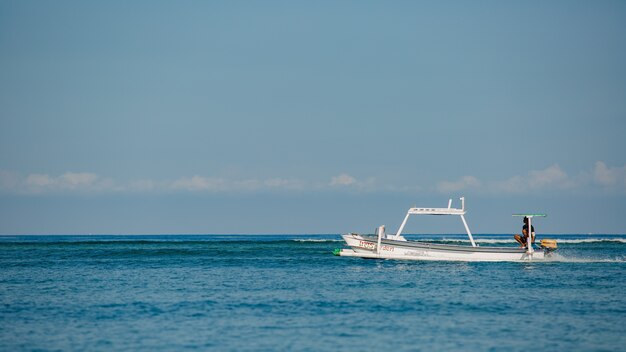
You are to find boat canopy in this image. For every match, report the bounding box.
[407,207,465,215]
[395,197,476,247]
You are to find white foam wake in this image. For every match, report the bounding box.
[549,238,626,244]
[542,253,626,263]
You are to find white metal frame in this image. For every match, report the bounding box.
[392,197,477,247]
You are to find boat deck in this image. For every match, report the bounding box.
[361,235,527,254]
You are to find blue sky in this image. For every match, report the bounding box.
[1,1,625,234]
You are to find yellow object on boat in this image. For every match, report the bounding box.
[540,239,557,249]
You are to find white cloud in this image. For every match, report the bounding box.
[0,171,311,194]
[3,162,624,196]
[438,162,626,195]
[437,176,481,193]
[527,165,569,189]
[23,172,110,193]
[488,164,585,194]
[59,172,100,189]
[170,176,307,192]
[172,176,227,191]
[330,173,356,186]
[329,173,376,190]
[128,179,160,192]
[593,161,626,187]
[264,178,305,190]
[492,164,577,194]
[25,174,54,188]
[0,171,117,194]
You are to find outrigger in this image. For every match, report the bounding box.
[334,197,557,262]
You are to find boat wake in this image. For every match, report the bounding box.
[546,238,626,244]
[541,253,626,263]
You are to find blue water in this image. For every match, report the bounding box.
[1,234,625,351]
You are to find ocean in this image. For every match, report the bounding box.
[1,234,624,351]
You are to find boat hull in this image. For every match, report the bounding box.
[340,234,550,262]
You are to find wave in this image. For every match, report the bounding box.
[292,239,343,243]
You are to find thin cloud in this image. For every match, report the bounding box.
[2,162,624,196]
[437,176,481,193]
[493,164,576,193]
[593,161,626,188]
[0,172,310,194]
[17,172,115,194]
[330,173,356,186]
[329,173,376,190]
[437,162,626,195]
[171,176,227,192]
[128,179,160,192]
[263,178,306,190]
[170,176,306,192]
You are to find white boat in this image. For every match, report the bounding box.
[335,197,557,262]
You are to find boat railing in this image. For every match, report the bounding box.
[395,197,477,247]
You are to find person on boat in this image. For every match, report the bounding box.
[514,217,535,247]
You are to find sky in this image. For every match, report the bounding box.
[1,1,625,234]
